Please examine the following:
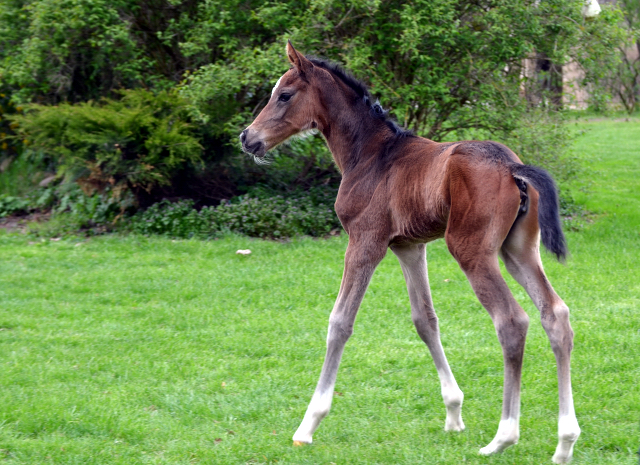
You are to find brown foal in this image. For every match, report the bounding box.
[240,41,580,463]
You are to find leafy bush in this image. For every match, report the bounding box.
[181,1,622,141]
[0,88,24,160]
[575,4,633,113]
[0,195,30,217]
[128,199,204,238]
[48,183,134,224]
[10,89,203,203]
[27,213,90,238]
[0,150,53,199]
[1,0,625,220]
[495,107,580,186]
[0,0,157,103]
[24,182,136,237]
[210,193,339,238]
[129,188,341,239]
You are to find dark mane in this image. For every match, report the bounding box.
[308,57,412,137]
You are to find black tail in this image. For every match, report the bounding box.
[508,164,567,261]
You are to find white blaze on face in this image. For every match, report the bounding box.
[271,76,283,96]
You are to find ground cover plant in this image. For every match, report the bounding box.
[127,187,341,240]
[0,118,638,464]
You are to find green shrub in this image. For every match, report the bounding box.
[0,195,30,217]
[25,183,136,237]
[50,183,134,224]
[497,107,580,186]
[0,88,24,160]
[0,150,56,199]
[209,194,339,238]
[26,213,84,238]
[129,189,341,239]
[10,89,203,203]
[129,199,205,238]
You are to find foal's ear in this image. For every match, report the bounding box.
[286,40,313,78]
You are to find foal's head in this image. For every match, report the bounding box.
[240,41,328,160]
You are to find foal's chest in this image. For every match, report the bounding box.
[334,170,448,242]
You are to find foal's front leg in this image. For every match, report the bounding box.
[292,239,386,445]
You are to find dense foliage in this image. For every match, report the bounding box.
[603,0,640,113]
[10,89,203,204]
[128,188,340,239]
[0,194,29,217]
[180,0,623,142]
[0,0,626,236]
[23,188,342,239]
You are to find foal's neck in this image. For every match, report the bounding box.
[321,105,397,174]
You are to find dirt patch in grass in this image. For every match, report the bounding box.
[0,213,49,233]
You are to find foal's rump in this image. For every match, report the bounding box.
[445,141,566,261]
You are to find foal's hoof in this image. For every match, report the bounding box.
[292,430,313,445]
[478,436,518,456]
[444,416,465,432]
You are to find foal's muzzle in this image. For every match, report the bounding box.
[240,129,266,158]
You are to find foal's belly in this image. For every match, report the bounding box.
[388,209,448,245]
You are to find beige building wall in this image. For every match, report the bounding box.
[563,44,639,110]
[563,61,589,110]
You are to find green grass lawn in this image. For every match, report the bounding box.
[1,119,639,464]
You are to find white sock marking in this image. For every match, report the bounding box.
[441,383,465,431]
[479,417,520,455]
[552,414,580,463]
[292,390,334,444]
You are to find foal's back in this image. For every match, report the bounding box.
[364,136,524,246]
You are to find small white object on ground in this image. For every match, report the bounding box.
[236,249,252,255]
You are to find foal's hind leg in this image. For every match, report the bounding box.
[445,167,529,456]
[391,243,465,432]
[501,198,580,464]
[453,251,530,455]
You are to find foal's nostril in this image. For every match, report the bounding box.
[239,129,265,156]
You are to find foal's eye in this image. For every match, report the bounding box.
[278,93,292,102]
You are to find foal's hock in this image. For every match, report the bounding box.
[241,41,580,464]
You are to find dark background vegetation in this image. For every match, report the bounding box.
[0,0,636,237]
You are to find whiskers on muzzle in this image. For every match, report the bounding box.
[241,128,319,166]
[253,154,272,165]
